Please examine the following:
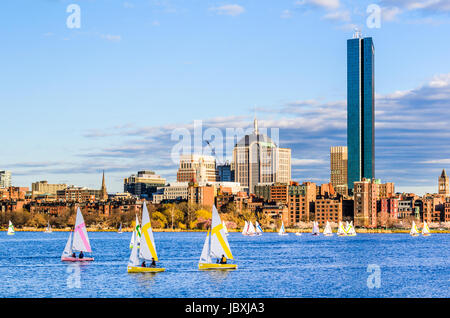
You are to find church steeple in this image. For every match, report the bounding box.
[100,170,108,201]
[439,168,449,196]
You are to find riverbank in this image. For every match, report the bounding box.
[1,227,450,233]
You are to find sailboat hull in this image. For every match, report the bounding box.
[127,266,165,273]
[198,263,237,270]
[410,234,419,237]
[61,257,94,262]
[324,234,333,236]
[7,233,15,235]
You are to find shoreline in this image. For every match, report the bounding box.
[1,228,450,234]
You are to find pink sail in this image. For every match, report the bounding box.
[72,207,92,252]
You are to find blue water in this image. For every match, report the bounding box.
[0,232,448,298]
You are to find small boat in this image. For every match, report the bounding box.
[247,221,257,236]
[255,221,263,236]
[294,231,302,236]
[118,222,123,234]
[61,208,94,262]
[410,221,420,237]
[44,221,52,233]
[223,220,229,236]
[323,221,333,236]
[337,221,347,236]
[130,215,141,249]
[421,221,431,236]
[7,221,15,235]
[198,205,237,270]
[241,221,249,236]
[312,221,320,236]
[278,221,288,236]
[345,221,356,236]
[127,201,165,273]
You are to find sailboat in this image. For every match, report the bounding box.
[118,222,123,234]
[223,221,229,236]
[278,221,288,236]
[198,205,237,270]
[127,201,165,273]
[255,221,263,236]
[312,221,320,236]
[337,221,347,236]
[410,221,420,237]
[323,221,333,236]
[7,221,15,235]
[346,221,357,236]
[421,221,431,236]
[61,208,94,261]
[130,215,141,249]
[241,221,249,236]
[247,221,257,236]
[44,221,52,233]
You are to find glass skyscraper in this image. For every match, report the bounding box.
[347,33,374,190]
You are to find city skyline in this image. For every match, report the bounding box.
[1,1,449,194]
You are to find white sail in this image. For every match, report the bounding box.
[139,201,159,261]
[130,230,136,249]
[118,222,122,233]
[247,221,256,235]
[349,221,356,235]
[337,221,347,236]
[45,221,52,233]
[72,207,92,252]
[278,221,287,235]
[323,221,333,236]
[128,238,140,267]
[255,221,263,235]
[241,221,249,235]
[7,220,15,235]
[312,221,320,235]
[222,221,229,235]
[135,215,141,245]
[410,221,419,235]
[209,205,233,260]
[199,230,213,264]
[422,221,430,236]
[61,232,73,258]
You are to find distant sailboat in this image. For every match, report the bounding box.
[346,221,356,236]
[223,221,229,236]
[337,221,347,236]
[127,201,165,273]
[421,221,431,236]
[241,221,249,236]
[323,221,333,236]
[44,221,52,233]
[61,208,94,261]
[130,215,141,249]
[278,221,288,236]
[7,221,15,235]
[410,221,420,237]
[255,221,263,236]
[118,222,123,234]
[198,205,237,270]
[312,221,320,236]
[247,221,257,236]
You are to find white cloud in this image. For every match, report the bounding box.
[382,6,402,21]
[292,158,327,166]
[322,10,351,21]
[281,9,293,19]
[295,0,340,10]
[101,34,122,42]
[210,4,245,16]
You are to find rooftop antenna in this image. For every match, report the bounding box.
[353,27,362,39]
[253,105,258,134]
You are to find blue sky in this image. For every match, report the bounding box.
[0,0,449,194]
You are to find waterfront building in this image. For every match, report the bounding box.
[438,169,449,196]
[378,182,395,199]
[31,181,67,197]
[56,186,102,202]
[315,198,343,226]
[330,146,348,194]
[353,178,378,228]
[378,198,399,227]
[287,182,316,225]
[177,154,218,183]
[124,170,166,198]
[151,182,189,204]
[0,171,12,188]
[187,183,215,208]
[232,119,291,194]
[347,31,375,190]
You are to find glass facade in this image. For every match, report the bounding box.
[347,36,374,190]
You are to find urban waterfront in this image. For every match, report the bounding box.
[0,232,448,298]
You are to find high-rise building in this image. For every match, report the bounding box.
[124,170,166,198]
[0,171,12,188]
[233,119,291,194]
[438,169,449,196]
[347,31,375,190]
[330,146,348,194]
[217,162,234,182]
[31,181,67,196]
[177,154,218,183]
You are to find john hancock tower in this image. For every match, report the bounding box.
[347,30,375,191]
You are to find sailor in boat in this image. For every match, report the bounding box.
[71,252,76,258]
[220,254,227,264]
[79,251,84,259]
[150,258,156,267]
[141,260,146,267]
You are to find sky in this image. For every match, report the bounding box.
[0,0,449,194]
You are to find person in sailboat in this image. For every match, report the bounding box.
[71,252,76,258]
[150,258,156,267]
[220,254,227,264]
[141,260,146,267]
[79,251,84,259]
